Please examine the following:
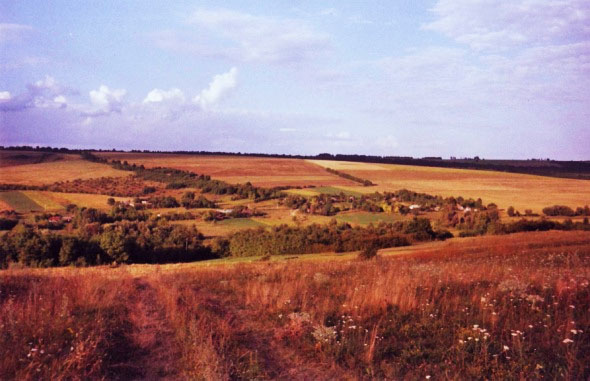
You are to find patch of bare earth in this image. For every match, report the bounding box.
[108,278,181,380]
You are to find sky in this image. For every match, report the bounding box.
[1,1,589,160]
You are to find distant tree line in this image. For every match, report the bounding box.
[3,145,590,180]
[325,168,374,186]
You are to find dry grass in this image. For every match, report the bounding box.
[96,152,355,187]
[0,160,129,186]
[309,159,590,213]
[2,230,589,378]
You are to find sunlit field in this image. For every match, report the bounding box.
[0,160,129,186]
[96,152,356,188]
[2,230,589,379]
[309,160,590,213]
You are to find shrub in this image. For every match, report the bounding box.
[358,245,378,260]
[542,205,575,216]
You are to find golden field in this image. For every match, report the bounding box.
[308,160,590,213]
[96,152,356,187]
[0,160,129,186]
[2,230,589,379]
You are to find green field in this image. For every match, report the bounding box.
[0,191,44,212]
[215,218,267,229]
[335,212,400,225]
[287,186,364,197]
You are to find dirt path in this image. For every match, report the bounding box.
[109,278,182,380]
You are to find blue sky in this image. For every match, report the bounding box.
[1,1,589,159]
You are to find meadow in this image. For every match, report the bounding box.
[1,230,589,379]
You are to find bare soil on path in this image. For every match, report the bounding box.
[107,278,182,380]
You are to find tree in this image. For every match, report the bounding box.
[99,229,130,263]
[507,206,515,217]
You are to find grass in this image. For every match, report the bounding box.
[308,159,590,213]
[0,191,43,212]
[0,160,129,186]
[40,192,128,210]
[21,191,65,211]
[335,212,400,225]
[2,230,589,378]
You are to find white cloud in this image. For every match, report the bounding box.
[193,67,238,109]
[143,88,185,103]
[156,8,331,64]
[0,91,11,101]
[424,0,590,51]
[0,23,33,44]
[89,85,126,113]
[0,76,73,111]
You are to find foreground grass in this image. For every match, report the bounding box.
[1,230,589,379]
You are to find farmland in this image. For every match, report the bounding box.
[1,149,589,379]
[309,160,590,213]
[0,159,129,186]
[0,191,43,213]
[96,152,357,188]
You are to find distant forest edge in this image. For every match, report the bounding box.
[2,145,590,180]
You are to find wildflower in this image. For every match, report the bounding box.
[563,338,574,343]
[528,325,533,328]
[426,376,431,379]
[569,305,575,309]
[503,345,509,351]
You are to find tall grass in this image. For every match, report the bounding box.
[0,269,136,379]
[1,230,589,378]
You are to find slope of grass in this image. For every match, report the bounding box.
[2,231,589,378]
[0,191,43,212]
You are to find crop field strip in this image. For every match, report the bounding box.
[0,191,43,212]
[0,159,130,186]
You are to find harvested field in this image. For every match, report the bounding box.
[309,160,590,213]
[96,152,356,187]
[0,160,130,186]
